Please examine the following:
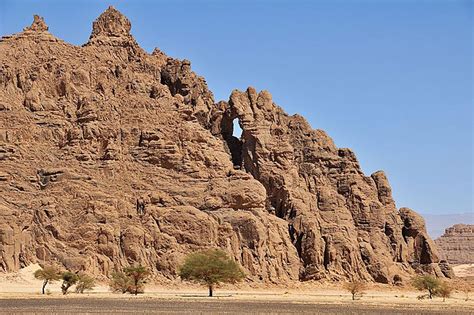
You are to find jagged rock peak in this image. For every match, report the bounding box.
[90,6,131,39]
[23,15,48,32]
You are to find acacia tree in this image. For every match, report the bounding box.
[412,275,441,299]
[61,271,79,295]
[123,265,150,295]
[33,266,61,294]
[75,273,95,294]
[179,249,245,297]
[343,279,367,300]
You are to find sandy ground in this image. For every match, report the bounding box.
[0,264,473,314]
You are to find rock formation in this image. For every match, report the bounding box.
[435,224,474,265]
[0,7,450,284]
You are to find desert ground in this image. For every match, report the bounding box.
[0,264,473,314]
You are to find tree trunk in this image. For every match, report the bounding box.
[209,285,213,297]
[42,280,48,294]
[352,293,355,300]
[429,289,433,299]
[62,284,70,295]
[134,279,138,295]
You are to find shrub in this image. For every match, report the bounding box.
[123,265,150,295]
[417,294,429,300]
[110,271,133,294]
[412,275,441,299]
[33,265,61,294]
[110,265,150,295]
[75,274,95,293]
[460,280,472,301]
[61,271,79,295]
[434,281,452,302]
[179,249,245,297]
[343,279,367,300]
[393,274,403,286]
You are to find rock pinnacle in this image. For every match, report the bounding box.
[24,15,48,32]
[89,6,131,39]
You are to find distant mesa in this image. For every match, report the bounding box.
[435,224,474,265]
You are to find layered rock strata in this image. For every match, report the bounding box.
[435,224,474,265]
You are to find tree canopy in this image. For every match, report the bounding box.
[61,271,79,295]
[343,279,367,300]
[75,273,95,293]
[110,265,150,295]
[179,249,245,297]
[34,266,61,294]
[412,275,442,299]
[110,271,133,294]
[123,265,150,295]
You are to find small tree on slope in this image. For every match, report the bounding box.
[179,249,245,297]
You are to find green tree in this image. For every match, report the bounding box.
[412,275,441,299]
[343,279,367,300]
[75,273,95,293]
[33,266,61,294]
[109,271,132,294]
[179,249,245,297]
[61,271,79,295]
[123,265,150,295]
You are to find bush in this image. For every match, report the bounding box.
[412,275,441,299]
[179,249,245,297]
[123,266,150,295]
[393,274,403,286]
[343,279,367,300]
[110,271,133,294]
[109,265,150,295]
[460,280,472,301]
[75,274,95,293]
[33,265,61,294]
[61,271,79,295]
[435,281,452,302]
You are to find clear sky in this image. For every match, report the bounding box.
[1,0,472,216]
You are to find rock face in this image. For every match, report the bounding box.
[0,7,448,283]
[435,224,474,265]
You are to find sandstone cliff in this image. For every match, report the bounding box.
[435,224,474,265]
[0,7,450,284]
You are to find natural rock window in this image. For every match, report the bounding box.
[232,119,242,139]
[222,117,243,169]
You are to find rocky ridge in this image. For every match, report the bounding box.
[435,224,474,265]
[0,7,451,284]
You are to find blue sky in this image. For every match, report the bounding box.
[1,0,472,216]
